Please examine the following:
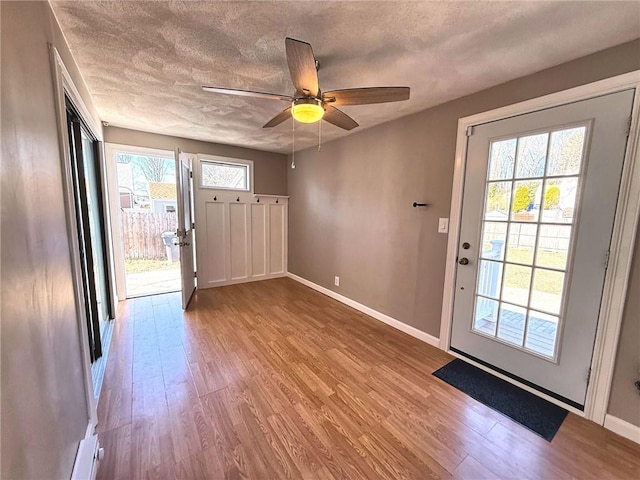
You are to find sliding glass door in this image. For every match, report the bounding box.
[66,100,113,361]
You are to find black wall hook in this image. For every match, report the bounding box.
[276,198,279,204]
[413,202,428,208]
[257,197,260,203]
[236,197,240,202]
[214,195,217,201]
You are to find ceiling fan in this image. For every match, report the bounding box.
[202,37,410,131]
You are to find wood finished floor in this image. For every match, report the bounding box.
[96,278,640,480]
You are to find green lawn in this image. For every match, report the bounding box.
[485,246,566,294]
[125,258,179,273]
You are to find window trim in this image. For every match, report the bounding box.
[198,156,254,193]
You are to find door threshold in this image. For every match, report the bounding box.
[125,289,181,299]
[448,347,585,415]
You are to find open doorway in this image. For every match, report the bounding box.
[108,146,181,298]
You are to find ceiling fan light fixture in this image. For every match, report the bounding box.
[291,98,324,124]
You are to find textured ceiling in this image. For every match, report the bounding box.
[51,1,640,153]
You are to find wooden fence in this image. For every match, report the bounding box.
[121,211,177,260]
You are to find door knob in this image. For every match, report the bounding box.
[458,257,469,265]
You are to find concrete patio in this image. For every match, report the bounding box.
[126,267,181,298]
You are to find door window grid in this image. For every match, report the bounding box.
[472,123,588,360]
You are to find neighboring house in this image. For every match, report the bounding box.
[148,181,177,213]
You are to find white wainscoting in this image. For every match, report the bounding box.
[195,188,288,288]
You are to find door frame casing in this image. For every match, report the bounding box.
[439,70,640,424]
[49,45,104,429]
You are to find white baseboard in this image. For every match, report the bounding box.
[604,414,640,444]
[200,272,287,289]
[287,272,440,348]
[71,424,101,480]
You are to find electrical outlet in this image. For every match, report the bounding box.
[334,276,340,287]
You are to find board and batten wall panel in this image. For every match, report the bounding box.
[196,195,287,286]
[204,202,226,285]
[269,203,286,275]
[251,204,268,277]
[229,203,249,280]
[194,151,288,287]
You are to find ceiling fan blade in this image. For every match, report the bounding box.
[323,106,359,131]
[263,107,292,128]
[323,87,410,106]
[202,86,292,101]
[285,38,319,97]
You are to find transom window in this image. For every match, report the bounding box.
[472,124,588,360]
[201,159,251,191]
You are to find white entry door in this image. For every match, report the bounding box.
[176,150,196,309]
[450,90,634,407]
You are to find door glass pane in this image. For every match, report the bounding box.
[82,130,108,335]
[541,177,579,223]
[511,180,542,222]
[181,162,191,231]
[530,269,565,315]
[536,225,571,269]
[485,181,512,220]
[515,133,548,178]
[476,260,503,298]
[481,223,507,260]
[471,124,587,360]
[474,297,498,336]
[501,264,531,307]
[525,311,559,357]
[547,127,586,176]
[488,138,517,180]
[505,223,536,265]
[497,303,526,346]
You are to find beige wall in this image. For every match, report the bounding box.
[608,234,640,427]
[288,40,640,421]
[104,126,288,195]
[1,1,103,478]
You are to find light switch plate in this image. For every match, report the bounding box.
[438,218,449,234]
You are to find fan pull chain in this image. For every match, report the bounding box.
[291,117,296,169]
[318,117,322,152]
